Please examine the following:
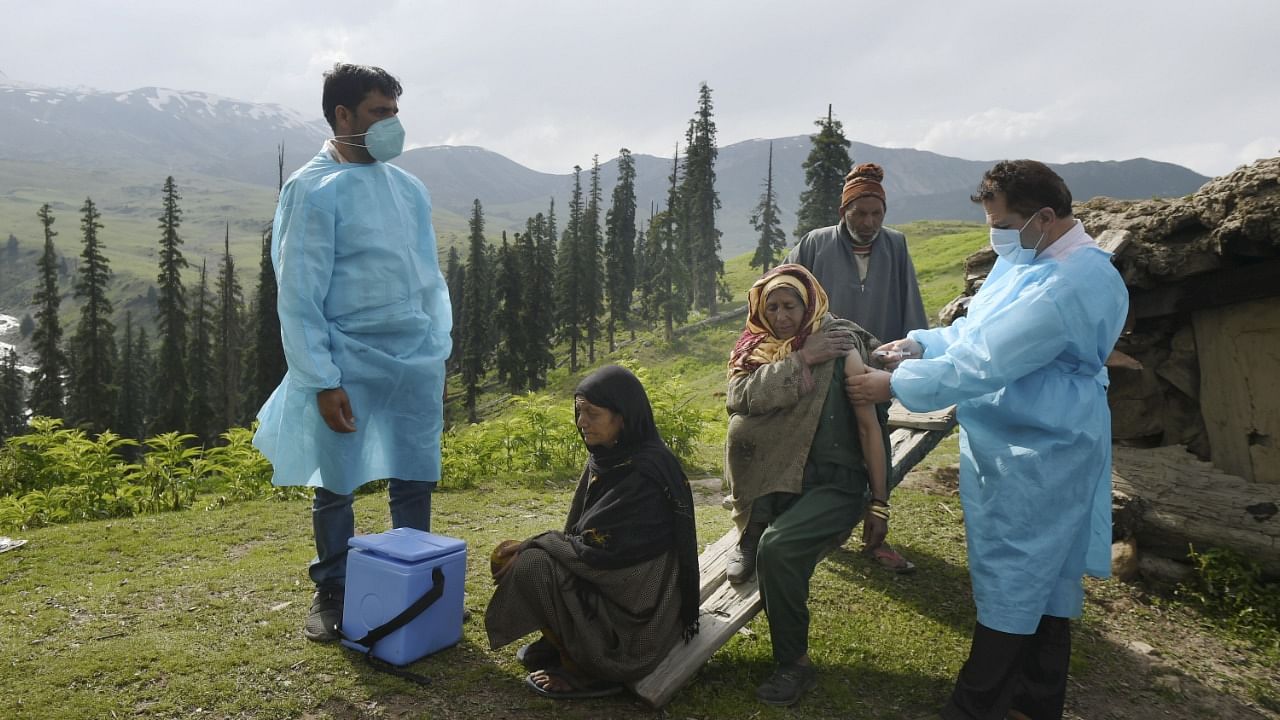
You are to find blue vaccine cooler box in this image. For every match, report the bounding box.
[340,528,467,666]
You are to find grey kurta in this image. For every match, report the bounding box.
[785,222,929,343]
[724,317,871,533]
[484,532,684,682]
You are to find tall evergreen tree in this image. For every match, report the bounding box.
[444,245,465,372]
[68,197,116,432]
[187,260,215,443]
[794,104,852,240]
[153,176,189,432]
[29,203,66,419]
[246,146,287,416]
[248,225,285,415]
[460,199,490,423]
[554,167,586,372]
[643,150,689,341]
[134,327,154,428]
[750,141,787,272]
[517,212,555,389]
[676,84,725,315]
[604,148,637,351]
[493,232,526,392]
[113,311,147,441]
[632,219,649,334]
[0,350,25,440]
[580,156,604,363]
[213,224,245,434]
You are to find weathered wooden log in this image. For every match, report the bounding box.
[1110,445,1280,577]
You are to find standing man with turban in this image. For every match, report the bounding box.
[785,162,928,572]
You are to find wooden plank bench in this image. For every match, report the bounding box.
[629,405,957,707]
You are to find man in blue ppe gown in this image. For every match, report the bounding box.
[848,160,1128,719]
[253,63,452,643]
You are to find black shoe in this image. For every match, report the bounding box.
[304,586,344,643]
[756,662,817,706]
[727,522,766,584]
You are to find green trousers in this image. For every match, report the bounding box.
[753,461,868,664]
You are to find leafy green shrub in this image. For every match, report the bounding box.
[439,370,713,488]
[1179,545,1280,654]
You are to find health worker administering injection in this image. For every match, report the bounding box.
[846,160,1128,720]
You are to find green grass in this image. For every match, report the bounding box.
[0,479,975,720]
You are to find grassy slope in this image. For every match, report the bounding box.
[3,220,1275,718]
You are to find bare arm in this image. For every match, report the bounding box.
[847,350,889,547]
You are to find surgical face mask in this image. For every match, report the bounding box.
[989,213,1045,264]
[333,116,406,162]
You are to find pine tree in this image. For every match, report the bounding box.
[643,149,689,341]
[29,203,66,419]
[580,156,605,363]
[678,83,725,316]
[444,245,465,372]
[153,176,189,432]
[750,141,787,272]
[794,104,852,240]
[187,260,215,443]
[113,311,146,441]
[68,197,117,432]
[555,168,586,372]
[604,148,637,351]
[248,225,285,415]
[213,223,245,434]
[517,213,555,389]
[460,200,490,423]
[0,350,26,440]
[493,232,526,392]
[632,219,649,336]
[134,327,154,428]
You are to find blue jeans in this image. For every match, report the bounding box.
[309,479,434,590]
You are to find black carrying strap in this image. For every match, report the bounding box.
[342,566,446,685]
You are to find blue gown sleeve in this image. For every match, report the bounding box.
[892,282,1070,412]
[273,184,343,391]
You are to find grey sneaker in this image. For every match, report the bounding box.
[756,662,817,706]
[727,523,765,584]
[303,586,344,642]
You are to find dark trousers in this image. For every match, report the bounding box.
[942,616,1071,720]
[309,479,433,590]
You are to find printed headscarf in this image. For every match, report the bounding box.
[728,264,829,377]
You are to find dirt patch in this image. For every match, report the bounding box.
[900,465,959,497]
[688,476,728,507]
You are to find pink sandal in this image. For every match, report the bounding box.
[864,543,916,574]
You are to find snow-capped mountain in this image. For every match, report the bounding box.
[0,77,328,186]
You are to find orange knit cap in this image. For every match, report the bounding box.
[840,163,887,213]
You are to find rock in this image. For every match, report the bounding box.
[1112,537,1139,581]
[1125,639,1157,656]
[1152,673,1184,696]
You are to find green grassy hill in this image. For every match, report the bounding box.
[5,219,1277,719]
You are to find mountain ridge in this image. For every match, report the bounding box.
[0,76,1210,288]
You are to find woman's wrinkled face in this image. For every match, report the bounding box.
[575,396,624,448]
[763,287,805,340]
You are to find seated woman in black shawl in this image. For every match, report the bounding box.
[484,365,700,699]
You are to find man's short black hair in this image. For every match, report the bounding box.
[321,63,403,131]
[970,160,1073,219]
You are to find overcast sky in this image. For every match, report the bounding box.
[5,1,1276,177]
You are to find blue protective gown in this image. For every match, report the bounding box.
[253,147,452,495]
[891,234,1127,634]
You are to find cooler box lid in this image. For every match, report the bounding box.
[348,527,466,563]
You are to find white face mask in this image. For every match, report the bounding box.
[989,213,1045,264]
[333,116,406,162]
